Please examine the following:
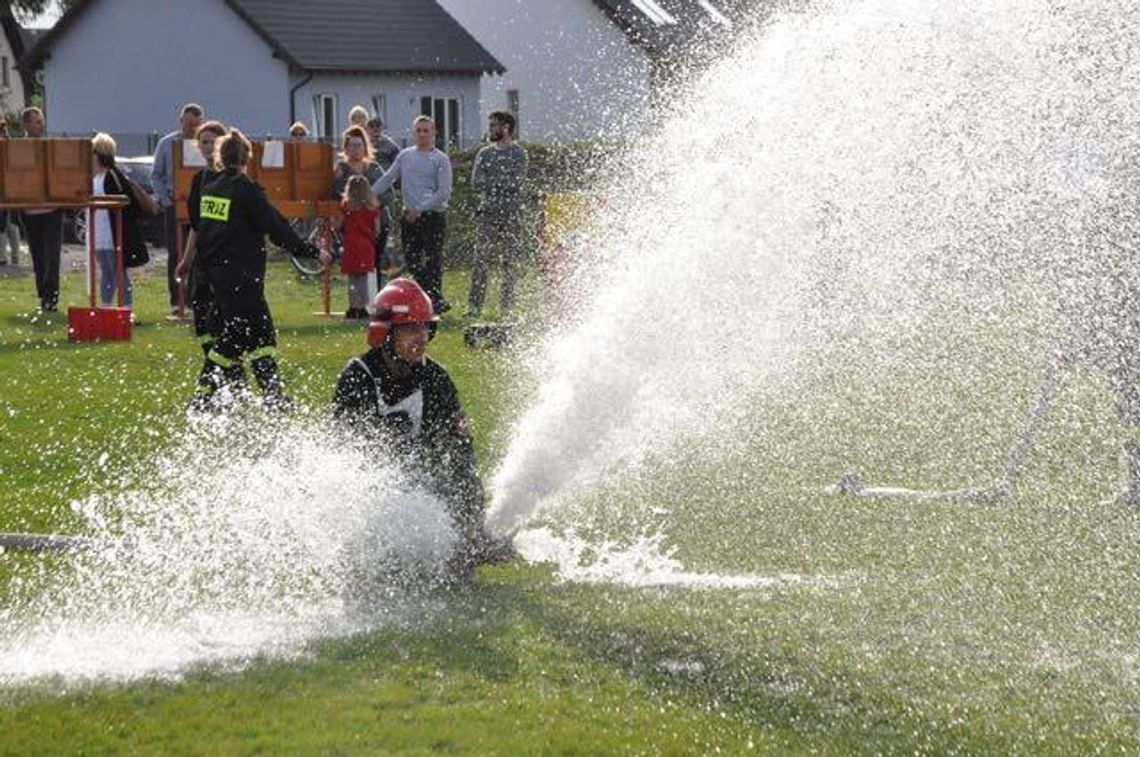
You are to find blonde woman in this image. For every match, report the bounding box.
[90,132,148,309]
[331,125,383,197]
[348,105,369,129]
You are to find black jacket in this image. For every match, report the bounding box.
[101,165,148,266]
[333,349,485,534]
[195,168,311,277]
[187,167,221,233]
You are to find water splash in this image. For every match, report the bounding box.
[488,0,1140,534]
[514,527,852,591]
[0,411,459,686]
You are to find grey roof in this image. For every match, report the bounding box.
[594,0,777,54]
[17,25,44,53]
[226,0,504,73]
[22,0,504,75]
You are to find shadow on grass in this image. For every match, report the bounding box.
[293,568,971,751]
[489,576,914,748]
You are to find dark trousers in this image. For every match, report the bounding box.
[401,211,446,308]
[24,210,63,308]
[163,206,190,308]
[209,273,277,363]
[190,264,223,345]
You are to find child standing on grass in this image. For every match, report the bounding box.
[339,174,380,319]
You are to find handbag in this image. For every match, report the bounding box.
[123,237,150,268]
[127,175,161,217]
[107,168,151,268]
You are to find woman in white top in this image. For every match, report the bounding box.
[90,133,136,308]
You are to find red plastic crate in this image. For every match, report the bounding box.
[67,306,132,342]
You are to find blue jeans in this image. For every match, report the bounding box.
[96,247,132,307]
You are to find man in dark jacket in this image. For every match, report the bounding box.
[21,107,63,312]
[191,128,328,410]
[333,278,508,578]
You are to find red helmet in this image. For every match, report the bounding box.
[367,278,438,347]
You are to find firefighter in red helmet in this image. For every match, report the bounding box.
[333,278,506,577]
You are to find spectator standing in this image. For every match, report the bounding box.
[372,116,453,313]
[469,111,528,319]
[332,126,390,290]
[89,133,148,311]
[0,210,20,266]
[366,116,401,171]
[288,121,309,140]
[367,116,401,285]
[339,175,380,319]
[331,126,383,198]
[20,107,62,312]
[348,105,369,129]
[151,103,204,317]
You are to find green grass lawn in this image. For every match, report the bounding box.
[2,255,1140,754]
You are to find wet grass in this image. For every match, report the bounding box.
[2,257,1140,753]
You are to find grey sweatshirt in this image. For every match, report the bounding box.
[472,142,528,216]
[372,147,452,213]
[151,130,181,208]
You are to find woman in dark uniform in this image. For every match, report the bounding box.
[191,128,329,411]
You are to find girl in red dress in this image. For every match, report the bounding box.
[339,174,380,318]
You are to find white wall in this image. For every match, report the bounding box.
[291,72,483,149]
[42,0,289,156]
[437,0,652,143]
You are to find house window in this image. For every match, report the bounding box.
[2,57,9,89]
[507,89,520,138]
[312,93,337,140]
[419,96,461,150]
[371,95,387,126]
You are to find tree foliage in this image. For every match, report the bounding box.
[3,0,70,23]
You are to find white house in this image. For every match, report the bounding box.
[21,0,504,155]
[435,0,749,143]
[22,0,751,153]
[436,0,653,143]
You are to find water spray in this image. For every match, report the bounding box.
[828,342,1071,503]
[0,412,463,685]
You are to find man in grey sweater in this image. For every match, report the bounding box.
[372,116,453,312]
[469,110,528,318]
